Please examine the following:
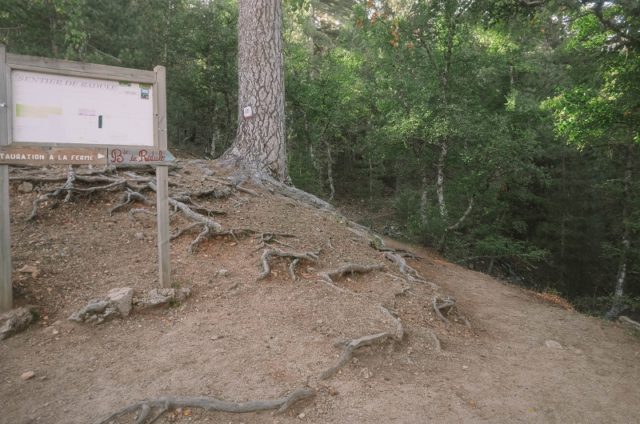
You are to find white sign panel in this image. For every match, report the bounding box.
[11,70,154,146]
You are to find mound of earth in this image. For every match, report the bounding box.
[1,160,639,423]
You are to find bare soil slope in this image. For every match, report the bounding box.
[1,160,639,424]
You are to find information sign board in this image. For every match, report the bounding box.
[0,45,172,312]
[108,147,175,166]
[11,71,154,146]
[0,146,107,166]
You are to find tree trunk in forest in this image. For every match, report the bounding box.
[420,172,429,226]
[435,6,455,221]
[605,148,633,319]
[436,141,448,219]
[46,0,58,56]
[222,0,287,181]
[325,139,335,201]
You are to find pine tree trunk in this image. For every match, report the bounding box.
[222,0,287,181]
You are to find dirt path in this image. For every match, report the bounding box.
[1,162,639,424]
[392,240,640,423]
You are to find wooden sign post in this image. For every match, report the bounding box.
[154,65,171,289]
[0,45,173,312]
[0,45,11,312]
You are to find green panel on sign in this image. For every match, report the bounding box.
[16,104,63,118]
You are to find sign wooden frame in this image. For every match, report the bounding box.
[0,45,172,312]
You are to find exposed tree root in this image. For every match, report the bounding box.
[144,180,224,252]
[256,232,296,249]
[27,166,76,220]
[24,167,154,220]
[318,277,348,293]
[96,388,315,424]
[165,195,222,232]
[619,316,640,331]
[380,305,404,342]
[383,252,440,291]
[170,223,200,240]
[320,332,392,380]
[432,295,456,325]
[182,186,233,199]
[257,248,319,281]
[259,174,333,211]
[171,225,256,254]
[171,193,226,216]
[320,304,404,380]
[289,258,300,281]
[236,184,259,196]
[189,225,215,254]
[203,174,258,197]
[110,189,150,215]
[319,263,385,284]
[425,328,442,352]
[369,236,421,258]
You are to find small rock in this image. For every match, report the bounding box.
[134,232,145,240]
[106,287,134,317]
[69,300,108,322]
[298,413,306,419]
[134,287,191,309]
[217,268,230,278]
[1,307,37,340]
[21,371,35,381]
[462,365,469,370]
[545,340,563,349]
[17,181,33,193]
[18,265,40,279]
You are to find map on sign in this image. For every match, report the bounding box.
[11,70,154,146]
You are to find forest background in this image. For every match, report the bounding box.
[1,0,639,318]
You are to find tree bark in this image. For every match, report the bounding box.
[222,0,287,181]
[606,147,633,319]
[420,171,429,226]
[436,140,448,219]
[325,139,335,201]
[435,3,455,221]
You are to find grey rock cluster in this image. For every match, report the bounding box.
[68,286,191,324]
[0,306,37,340]
[68,287,134,324]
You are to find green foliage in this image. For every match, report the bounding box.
[1,0,238,155]
[574,295,640,318]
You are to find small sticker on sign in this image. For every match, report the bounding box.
[243,106,253,119]
[140,87,150,99]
